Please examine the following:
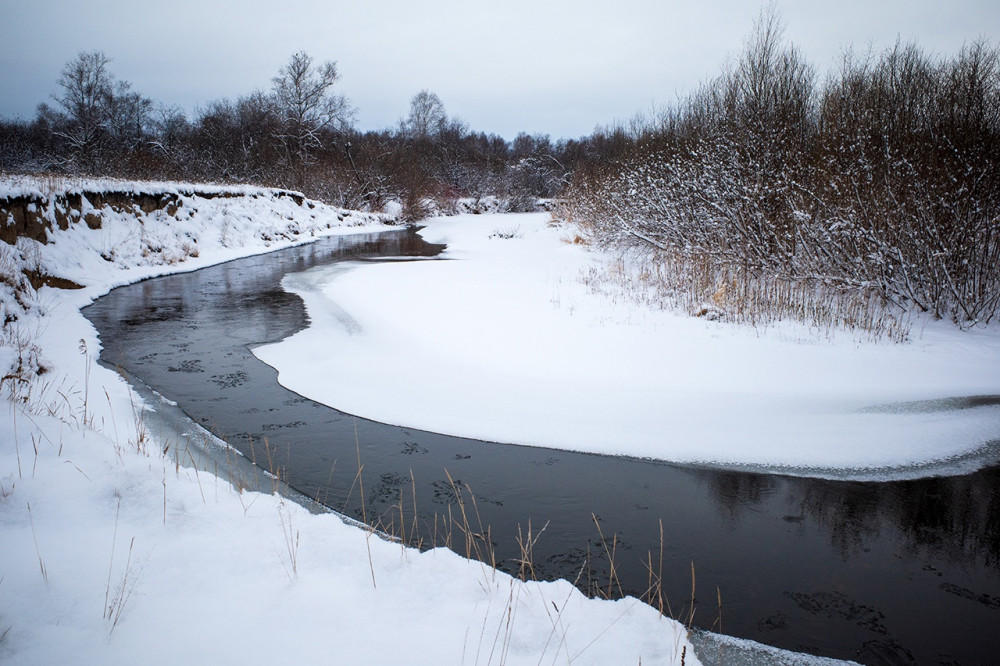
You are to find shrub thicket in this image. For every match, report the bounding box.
[563,12,1000,331]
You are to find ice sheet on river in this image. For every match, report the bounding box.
[254,213,1000,481]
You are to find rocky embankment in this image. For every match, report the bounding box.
[0,184,305,246]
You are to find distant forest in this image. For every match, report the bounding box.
[2,11,997,329]
[0,50,625,220]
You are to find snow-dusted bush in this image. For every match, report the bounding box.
[564,12,1000,333]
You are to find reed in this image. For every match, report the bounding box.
[278,499,300,579]
[26,501,47,585]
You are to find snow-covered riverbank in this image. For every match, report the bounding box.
[254,212,1000,480]
[1,178,714,665]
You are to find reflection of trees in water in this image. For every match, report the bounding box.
[796,480,885,558]
[895,469,1000,569]
[703,470,886,555]
[701,466,1000,569]
[703,470,777,524]
[987,476,1000,568]
[98,230,444,364]
[106,230,438,327]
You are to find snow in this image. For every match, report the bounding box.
[1,177,721,665]
[10,186,383,293]
[1,407,698,665]
[254,212,1000,480]
[0,174,306,201]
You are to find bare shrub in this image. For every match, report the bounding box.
[563,10,1000,335]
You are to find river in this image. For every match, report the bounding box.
[83,229,1000,665]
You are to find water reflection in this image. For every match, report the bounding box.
[706,471,778,523]
[84,230,1000,666]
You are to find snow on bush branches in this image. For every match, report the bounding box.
[562,13,1000,335]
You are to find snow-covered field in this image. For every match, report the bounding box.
[255,213,1000,480]
[1,179,720,665]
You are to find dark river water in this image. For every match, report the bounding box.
[83,230,1000,665]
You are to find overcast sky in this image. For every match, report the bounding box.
[1,0,996,139]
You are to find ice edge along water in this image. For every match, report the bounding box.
[253,212,1000,483]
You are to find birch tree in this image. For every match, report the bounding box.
[271,51,352,187]
[402,90,447,139]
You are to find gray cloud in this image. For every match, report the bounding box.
[1,0,996,138]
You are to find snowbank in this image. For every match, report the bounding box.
[0,405,699,665]
[255,212,1000,480]
[0,177,708,665]
[0,174,306,200]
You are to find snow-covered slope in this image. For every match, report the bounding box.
[0,177,713,666]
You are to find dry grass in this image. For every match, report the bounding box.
[103,497,138,633]
[488,226,523,240]
[26,501,48,585]
[580,248,911,342]
[338,455,716,653]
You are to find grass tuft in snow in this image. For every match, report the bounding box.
[488,225,523,240]
[103,497,138,633]
[26,502,48,585]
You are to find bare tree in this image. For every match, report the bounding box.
[103,80,152,151]
[271,51,352,187]
[192,92,282,183]
[54,51,114,163]
[149,103,188,155]
[403,90,447,139]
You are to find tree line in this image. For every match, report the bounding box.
[3,15,996,330]
[0,51,619,220]
[564,11,1000,329]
